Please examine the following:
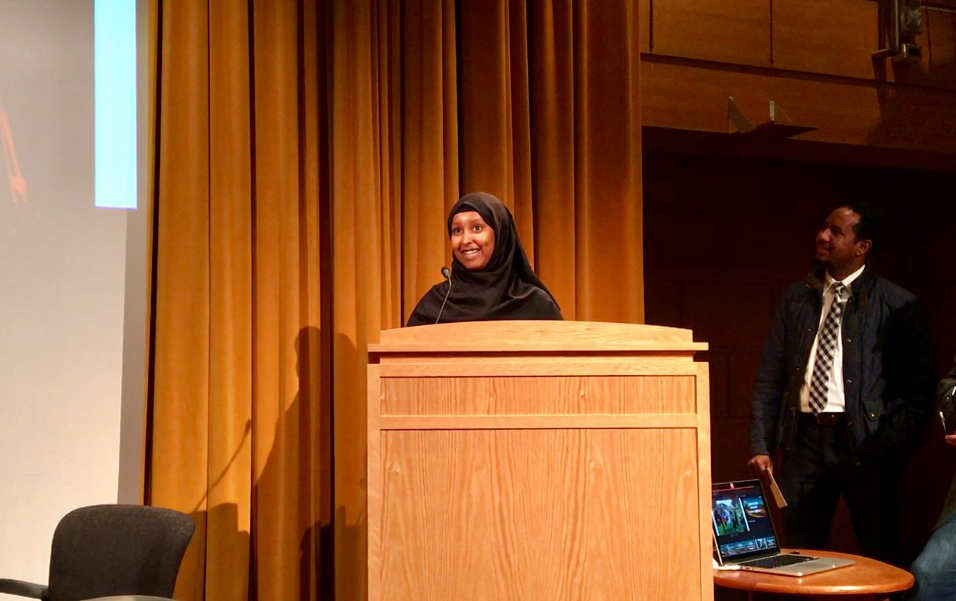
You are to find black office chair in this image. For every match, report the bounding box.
[0,504,195,601]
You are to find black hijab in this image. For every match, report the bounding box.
[406,192,561,325]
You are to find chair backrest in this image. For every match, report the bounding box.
[46,504,195,601]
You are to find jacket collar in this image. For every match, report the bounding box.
[805,265,875,305]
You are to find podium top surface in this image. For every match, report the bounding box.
[370,320,708,354]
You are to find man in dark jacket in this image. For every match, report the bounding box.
[748,202,936,565]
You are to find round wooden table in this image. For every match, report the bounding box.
[713,549,914,600]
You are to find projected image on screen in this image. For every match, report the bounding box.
[0,0,135,211]
[0,97,28,204]
[0,0,93,214]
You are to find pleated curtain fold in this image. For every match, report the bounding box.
[147,1,643,599]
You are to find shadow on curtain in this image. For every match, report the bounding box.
[147,0,642,599]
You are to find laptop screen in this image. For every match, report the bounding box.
[711,479,780,562]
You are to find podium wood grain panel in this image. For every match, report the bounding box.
[380,429,701,600]
[368,322,712,601]
[379,413,700,430]
[382,375,696,415]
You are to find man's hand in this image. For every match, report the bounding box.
[748,454,773,474]
[945,434,956,447]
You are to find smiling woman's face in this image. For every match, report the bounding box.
[450,210,495,270]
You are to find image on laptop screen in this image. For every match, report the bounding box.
[712,480,779,561]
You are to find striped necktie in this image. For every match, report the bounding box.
[808,282,846,415]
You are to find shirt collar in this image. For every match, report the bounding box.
[825,264,865,297]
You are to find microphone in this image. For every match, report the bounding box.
[435,267,452,324]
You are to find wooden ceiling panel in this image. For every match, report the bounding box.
[651,0,772,67]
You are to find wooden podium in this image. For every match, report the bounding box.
[367,321,712,600]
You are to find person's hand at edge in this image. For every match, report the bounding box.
[748,454,773,475]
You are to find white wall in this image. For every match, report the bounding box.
[0,0,146,591]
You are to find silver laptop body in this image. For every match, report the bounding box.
[712,479,855,577]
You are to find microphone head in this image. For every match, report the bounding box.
[441,266,451,280]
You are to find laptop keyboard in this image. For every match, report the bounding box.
[738,554,817,569]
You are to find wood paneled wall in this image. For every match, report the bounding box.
[642,143,956,578]
[638,5,954,596]
[639,0,956,156]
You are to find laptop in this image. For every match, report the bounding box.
[711,479,855,576]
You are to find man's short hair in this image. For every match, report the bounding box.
[842,200,881,249]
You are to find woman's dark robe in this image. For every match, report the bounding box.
[406,192,562,326]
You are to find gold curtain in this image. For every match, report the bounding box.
[147,1,642,599]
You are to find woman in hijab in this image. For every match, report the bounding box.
[406,191,562,326]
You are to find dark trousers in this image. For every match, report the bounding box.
[778,413,904,566]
